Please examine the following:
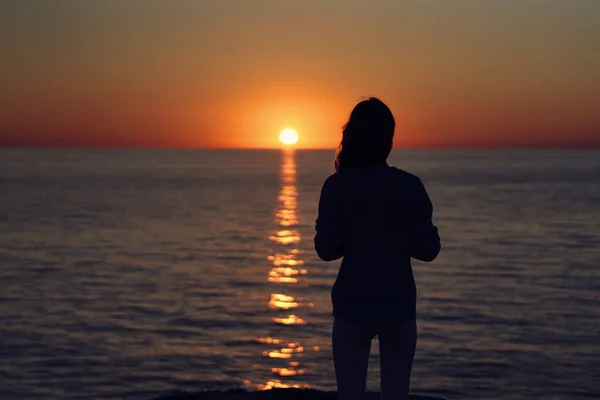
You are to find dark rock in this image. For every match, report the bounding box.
[152,388,445,400]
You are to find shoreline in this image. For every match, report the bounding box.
[153,388,446,400]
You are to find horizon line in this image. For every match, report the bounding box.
[1,144,599,151]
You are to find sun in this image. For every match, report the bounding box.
[279,129,299,146]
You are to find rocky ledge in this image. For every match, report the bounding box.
[153,388,445,400]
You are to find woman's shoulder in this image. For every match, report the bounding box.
[387,165,422,185]
[321,171,343,191]
[323,171,341,182]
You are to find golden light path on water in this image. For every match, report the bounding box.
[253,149,316,390]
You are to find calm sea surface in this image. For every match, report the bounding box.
[1,149,599,400]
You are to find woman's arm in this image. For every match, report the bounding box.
[410,177,441,262]
[314,176,344,262]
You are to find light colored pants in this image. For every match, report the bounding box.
[332,317,417,400]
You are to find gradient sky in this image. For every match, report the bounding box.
[1,0,599,148]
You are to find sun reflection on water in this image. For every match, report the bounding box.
[269,230,301,245]
[272,315,307,325]
[253,149,311,390]
[268,294,300,310]
[257,380,310,391]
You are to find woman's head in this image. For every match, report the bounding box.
[334,97,395,171]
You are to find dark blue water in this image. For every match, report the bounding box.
[1,149,599,400]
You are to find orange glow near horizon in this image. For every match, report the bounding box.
[1,2,599,149]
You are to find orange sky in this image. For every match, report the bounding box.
[1,1,599,149]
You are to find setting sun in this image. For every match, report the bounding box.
[279,129,299,146]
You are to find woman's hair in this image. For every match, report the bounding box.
[334,97,395,171]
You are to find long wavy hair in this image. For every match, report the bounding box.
[334,97,395,171]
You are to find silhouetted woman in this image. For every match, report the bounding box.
[315,97,441,400]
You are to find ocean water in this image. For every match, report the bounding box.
[1,149,599,400]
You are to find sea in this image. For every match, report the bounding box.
[1,149,599,400]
